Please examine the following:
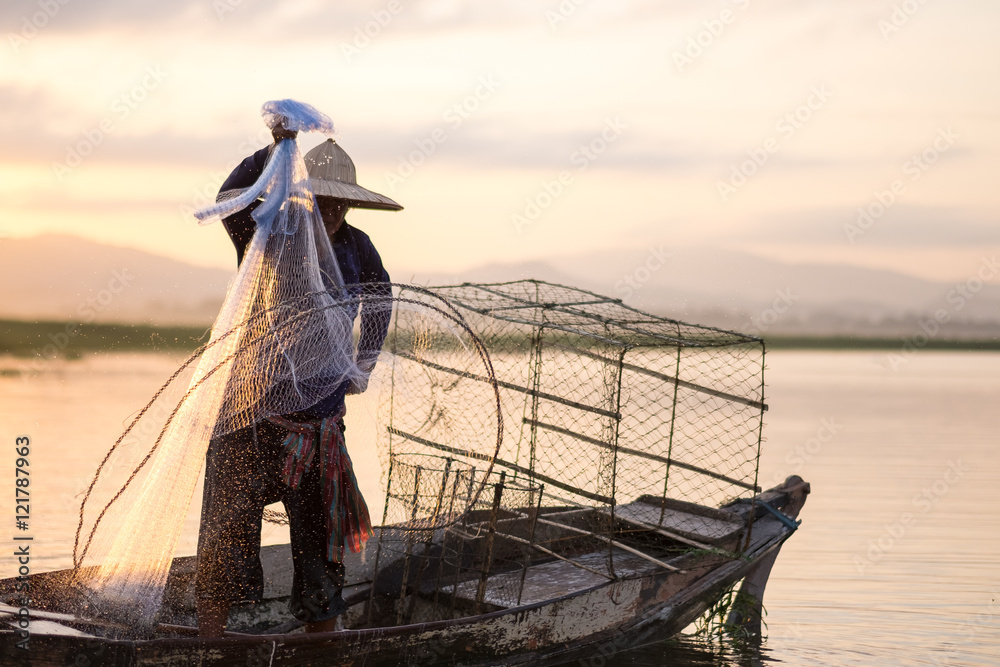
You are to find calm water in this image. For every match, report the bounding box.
[2,350,998,665]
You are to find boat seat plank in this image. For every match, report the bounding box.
[612,499,743,546]
[4,618,95,637]
[440,550,655,609]
[0,602,79,622]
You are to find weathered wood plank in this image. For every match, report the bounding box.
[614,500,743,544]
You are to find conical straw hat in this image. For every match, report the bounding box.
[304,139,402,211]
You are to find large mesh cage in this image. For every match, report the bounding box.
[365,280,766,622]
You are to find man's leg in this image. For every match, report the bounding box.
[196,598,231,638]
[196,425,269,636]
[282,441,349,631]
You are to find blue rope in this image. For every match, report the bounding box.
[758,500,801,531]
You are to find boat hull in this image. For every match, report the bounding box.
[1,479,807,666]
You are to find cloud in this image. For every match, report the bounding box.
[3,0,200,32]
[0,83,79,133]
[0,119,750,174]
[354,120,718,172]
[0,84,270,169]
[2,0,838,40]
[2,100,884,180]
[1,0,547,37]
[749,206,1000,248]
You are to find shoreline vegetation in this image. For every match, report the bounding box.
[1,318,999,360]
[0,318,210,359]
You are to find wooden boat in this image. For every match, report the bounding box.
[1,280,809,665]
[0,476,808,666]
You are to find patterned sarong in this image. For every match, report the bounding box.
[265,415,373,562]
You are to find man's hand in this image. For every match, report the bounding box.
[347,359,376,395]
[346,374,369,395]
[271,122,298,142]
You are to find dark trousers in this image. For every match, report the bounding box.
[196,419,348,623]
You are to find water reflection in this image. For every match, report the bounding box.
[3,351,999,665]
[553,633,775,666]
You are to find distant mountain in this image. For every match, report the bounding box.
[2,234,998,339]
[543,246,1000,336]
[0,234,231,326]
[409,248,1000,338]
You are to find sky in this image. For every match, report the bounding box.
[1,0,997,283]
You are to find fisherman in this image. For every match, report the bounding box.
[196,124,401,637]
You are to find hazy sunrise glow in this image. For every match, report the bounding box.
[2,0,998,281]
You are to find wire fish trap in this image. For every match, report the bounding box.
[366,453,544,625]
[376,280,766,588]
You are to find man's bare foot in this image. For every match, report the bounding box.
[305,615,344,634]
[197,598,231,638]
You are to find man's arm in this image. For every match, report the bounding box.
[218,146,272,266]
[350,236,392,393]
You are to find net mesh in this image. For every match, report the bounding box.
[67,275,764,633]
[68,284,500,635]
[380,281,764,511]
[67,99,402,635]
[367,454,543,624]
[364,280,766,623]
[64,98,764,633]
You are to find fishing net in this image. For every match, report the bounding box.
[67,99,343,632]
[364,281,766,623]
[63,99,765,635]
[67,100,502,637]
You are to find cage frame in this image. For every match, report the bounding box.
[380,279,768,590]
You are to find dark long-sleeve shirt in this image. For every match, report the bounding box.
[219,145,391,419]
